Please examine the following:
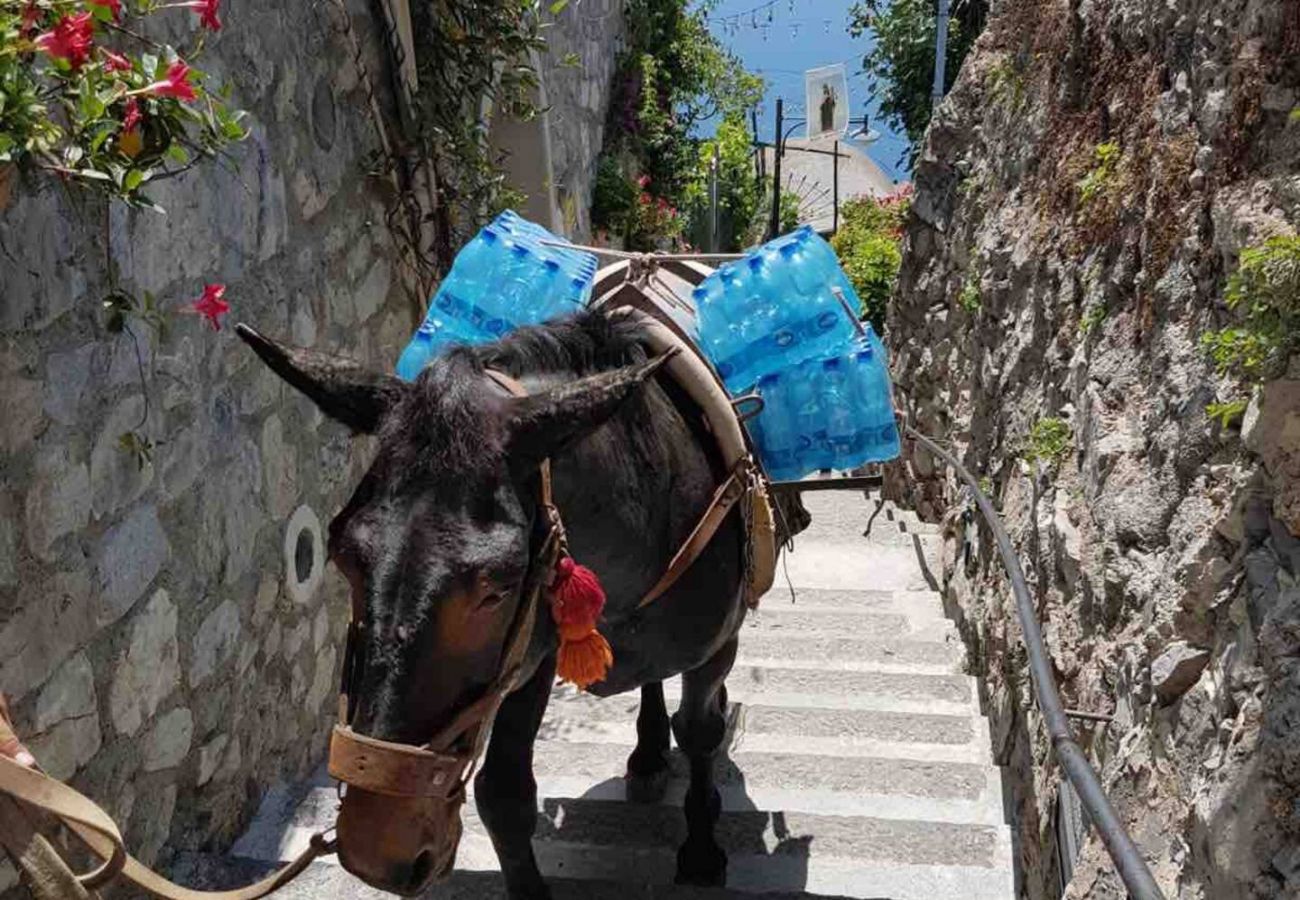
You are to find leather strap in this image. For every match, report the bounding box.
[327,726,467,798]
[637,462,750,608]
[487,365,750,611]
[0,753,333,899]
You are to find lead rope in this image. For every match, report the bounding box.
[0,752,335,900]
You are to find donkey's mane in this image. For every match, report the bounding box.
[375,311,651,487]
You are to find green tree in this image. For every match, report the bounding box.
[848,0,987,156]
[684,113,764,251]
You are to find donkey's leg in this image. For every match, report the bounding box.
[671,637,737,886]
[625,681,671,803]
[475,655,556,900]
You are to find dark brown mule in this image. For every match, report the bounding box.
[238,312,808,898]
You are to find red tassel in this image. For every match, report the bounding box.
[550,556,613,689]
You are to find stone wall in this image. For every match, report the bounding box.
[884,0,1299,897]
[540,0,627,239]
[0,3,408,886]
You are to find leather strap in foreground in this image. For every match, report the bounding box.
[0,754,333,899]
[637,461,750,608]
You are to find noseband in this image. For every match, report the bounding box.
[327,370,563,803]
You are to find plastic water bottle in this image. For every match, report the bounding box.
[787,362,828,475]
[821,356,858,467]
[849,334,901,463]
[751,371,801,481]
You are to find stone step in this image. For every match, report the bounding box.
[735,631,965,674]
[740,607,955,641]
[540,697,983,764]
[525,743,1003,819]
[760,587,944,618]
[455,834,1014,899]
[171,853,1014,900]
[780,542,937,593]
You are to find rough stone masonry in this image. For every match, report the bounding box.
[0,2,623,894]
[885,0,1299,897]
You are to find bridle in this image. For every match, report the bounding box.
[327,370,563,805]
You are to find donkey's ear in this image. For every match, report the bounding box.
[236,323,408,434]
[506,350,678,463]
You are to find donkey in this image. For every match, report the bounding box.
[238,310,808,898]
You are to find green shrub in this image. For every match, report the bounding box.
[1024,417,1072,466]
[1078,141,1121,205]
[683,114,763,251]
[958,274,981,312]
[1206,399,1248,429]
[831,191,910,330]
[1079,305,1106,335]
[1201,234,1300,380]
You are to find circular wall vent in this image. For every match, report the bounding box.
[284,504,325,605]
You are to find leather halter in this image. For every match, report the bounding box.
[327,370,562,801]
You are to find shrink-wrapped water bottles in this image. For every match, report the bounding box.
[694,225,862,394]
[395,211,597,380]
[748,323,901,480]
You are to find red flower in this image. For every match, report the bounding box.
[145,61,196,101]
[33,13,95,70]
[191,284,229,330]
[102,49,132,72]
[636,174,651,188]
[19,2,42,37]
[121,97,141,132]
[185,0,221,31]
[88,0,122,21]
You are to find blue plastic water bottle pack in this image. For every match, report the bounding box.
[394,212,900,478]
[690,226,901,480]
[395,211,598,380]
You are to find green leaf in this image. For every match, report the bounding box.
[165,143,190,164]
[123,169,145,191]
[549,0,570,12]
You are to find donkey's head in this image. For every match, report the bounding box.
[237,324,663,894]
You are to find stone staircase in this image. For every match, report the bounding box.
[174,490,1015,899]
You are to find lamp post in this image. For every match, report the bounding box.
[763,103,881,239]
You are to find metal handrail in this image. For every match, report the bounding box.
[902,425,1165,900]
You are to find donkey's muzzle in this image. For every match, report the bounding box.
[336,784,462,895]
[329,725,471,894]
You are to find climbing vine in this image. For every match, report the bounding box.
[408,0,551,242]
[0,0,247,207]
[1,0,243,466]
[592,0,762,249]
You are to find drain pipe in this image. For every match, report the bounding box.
[903,426,1166,900]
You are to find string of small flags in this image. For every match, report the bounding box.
[704,0,835,40]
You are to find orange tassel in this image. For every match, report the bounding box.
[556,621,613,689]
[550,557,613,689]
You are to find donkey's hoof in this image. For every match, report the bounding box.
[674,840,727,887]
[625,765,671,803]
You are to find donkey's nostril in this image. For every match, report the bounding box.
[408,848,435,891]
